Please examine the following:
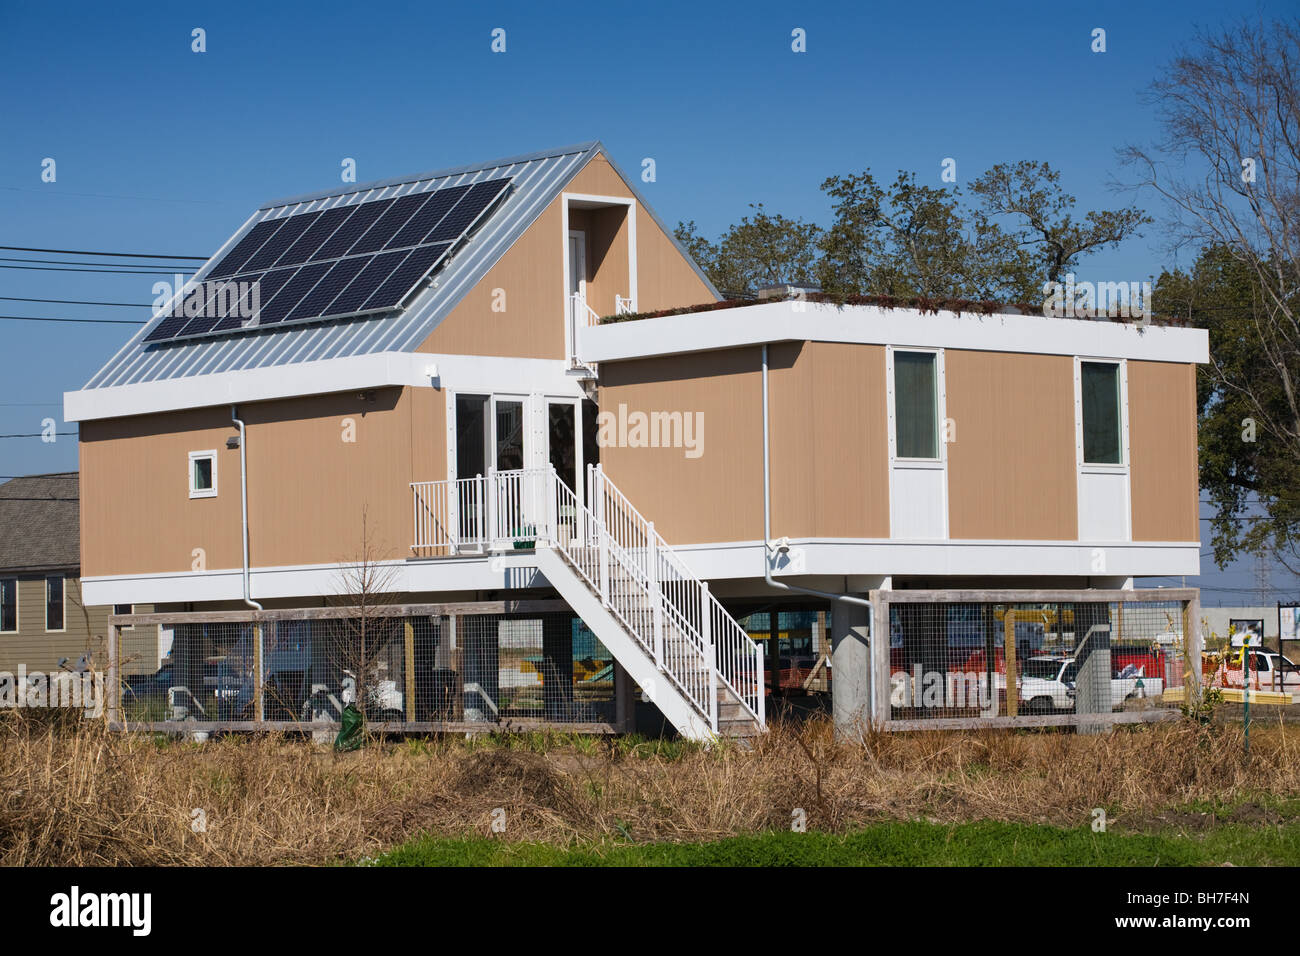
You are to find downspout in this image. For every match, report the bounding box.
[231,405,262,611]
[761,344,872,609]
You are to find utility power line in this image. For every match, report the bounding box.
[0,296,153,308]
[0,245,205,260]
[0,314,146,325]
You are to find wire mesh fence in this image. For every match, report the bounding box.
[110,603,621,733]
[873,590,1202,730]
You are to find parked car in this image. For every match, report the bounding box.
[122,664,174,706]
[1011,655,1164,712]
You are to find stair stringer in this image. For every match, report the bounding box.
[533,547,714,740]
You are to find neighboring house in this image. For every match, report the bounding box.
[0,473,158,677]
[63,141,1208,738]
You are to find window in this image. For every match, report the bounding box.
[189,450,217,498]
[46,576,65,632]
[113,603,133,630]
[1081,361,1122,464]
[0,578,15,633]
[894,351,939,459]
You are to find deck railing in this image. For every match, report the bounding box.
[410,466,765,732]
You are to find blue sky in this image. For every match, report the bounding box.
[0,0,1291,601]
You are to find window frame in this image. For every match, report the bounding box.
[45,575,66,633]
[1074,358,1129,471]
[887,346,947,466]
[113,603,134,630]
[0,577,17,634]
[188,449,218,499]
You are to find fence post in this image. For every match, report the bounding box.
[648,521,663,665]
[449,480,460,555]
[871,591,891,727]
[254,621,264,723]
[485,467,498,549]
[106,620,120,726]
[404,617,416,723]
[755,639,766,729]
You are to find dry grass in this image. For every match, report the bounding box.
[1,710,1297,866]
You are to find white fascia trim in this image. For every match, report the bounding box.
[81,551,555,607]
[581,301,1210,365]
[65,352,583,422]
[83,538,1201,606]
[664,538,1203,580]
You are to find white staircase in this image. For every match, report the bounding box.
[412,466,766,739]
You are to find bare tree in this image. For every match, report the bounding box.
[327,510,405,723]
[1121,19,1300,450]
[1120,18,1300,571]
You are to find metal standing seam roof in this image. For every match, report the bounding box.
[82,141,720,390]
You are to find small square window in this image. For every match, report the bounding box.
[113,603,134,630]
[189,450,217,498]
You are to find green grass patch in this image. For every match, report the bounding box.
[368,818,1300,867]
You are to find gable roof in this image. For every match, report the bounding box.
[0,473,80,574]
[81,141,718,391]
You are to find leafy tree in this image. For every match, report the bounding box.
[674,205,821,298]
[970,161,1151,287]
[678,163,1147,305]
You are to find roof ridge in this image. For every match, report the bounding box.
[261,141,602,210]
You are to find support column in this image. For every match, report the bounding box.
[831,597,872,740]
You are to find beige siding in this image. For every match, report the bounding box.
[1129,360,1199,542]
[80,385,447,577]
[768,342,890,539]
[598,342,890,545]
[945,350,1078,540]
[0,574,157,675]
[419,153,713,359]
[598,347,765,545]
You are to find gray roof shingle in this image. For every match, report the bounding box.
[0,473,79,574]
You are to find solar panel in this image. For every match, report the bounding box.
[384,185,469,249]
[253,262,334,326]
[362,243,451,312]
[238,213,319,272]
[319,250,409,317]
[426,179,511,242]
[205,220,283,279]
[213,268,296,331]
[347,193,432,255]
[284,256,373,322]
[309,199,395,261]
[275,205,354,266]
[143,175,512,344]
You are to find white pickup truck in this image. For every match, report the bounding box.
[1015,655,1164,713]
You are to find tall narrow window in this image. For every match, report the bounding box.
[495,399,524,470]
[894,351,939,459]
[0,579,16,633]
[46,576,65,632]
[1081,361,1122,464]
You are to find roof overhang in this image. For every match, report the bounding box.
[64,351,583,423]
[579,301,1211,365]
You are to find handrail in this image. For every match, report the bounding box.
[411,466,766,732]
[587,464,765,728]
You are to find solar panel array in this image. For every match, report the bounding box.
[145,177,512,343]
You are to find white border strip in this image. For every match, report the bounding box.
[581,301,1210,364]
[64,352,584,422]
